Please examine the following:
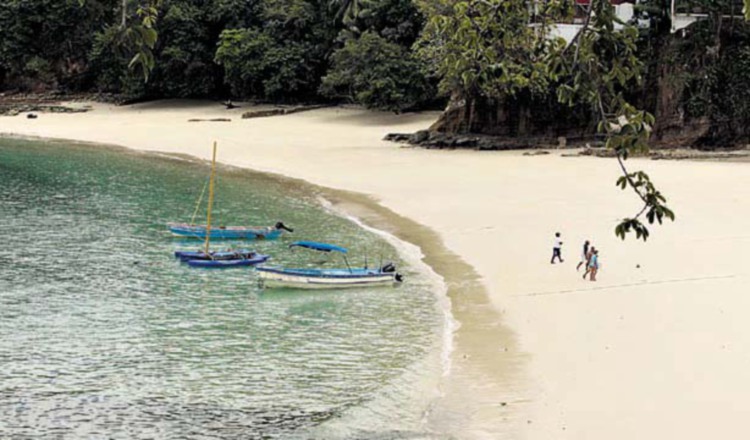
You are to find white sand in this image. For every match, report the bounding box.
[3,100,750,439]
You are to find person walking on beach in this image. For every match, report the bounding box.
[589,250,600,281]
[576,240,590,271]
[582,246,595,279]
[551,232,564,264]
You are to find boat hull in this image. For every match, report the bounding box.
[174,249,257,261]
[168,223,283,240]
[257,267,397,289]
[185,254,270,268]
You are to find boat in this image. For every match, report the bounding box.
[175,249,258,261]
[186,253,270,268]
[167,152,292,240]
[176,142,269,269]
[167,222,292,240]
[257,241,403,289]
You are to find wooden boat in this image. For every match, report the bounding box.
[176,142,269,269]
[186,254,270,268]
[168,222,291,240]
[257,241,402,289]
[167,152,292,240]
[175,249,261,261]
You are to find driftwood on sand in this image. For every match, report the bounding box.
[241,104,331,119]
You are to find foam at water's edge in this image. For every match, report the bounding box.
[317,196,458,437]
[318,196,456,377]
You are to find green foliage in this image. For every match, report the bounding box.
[214,0,341,101]
[89,25,147,96]
[416,0,675,240]
[1,0,428,104]
[215,28,319,100]
[334,0,424,45]
[148,2,217,97]
[553,0,674,240]
[215,29,272,97]
[0,0,116,90]
[124,2,161,81]
[77,0,162,82]
[670,20,750,144]
[321,31,432,111]
[416,0,567,99]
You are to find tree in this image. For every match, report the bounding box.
[554,0,674,240]
[214,0,336,101]
[79,0,162,81]
[148,2,218,97]
[417,0,675,240]
[416,0,560,103]
[320,31,432,111]
[0,0,116,91]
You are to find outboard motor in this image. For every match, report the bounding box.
[395,273,404,283]
[275,221,294,233]
[381,262,396,273]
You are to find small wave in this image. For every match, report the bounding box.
[315,195,458,436]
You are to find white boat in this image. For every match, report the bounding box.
[256,241,402,289]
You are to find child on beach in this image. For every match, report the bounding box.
[550,232,563,264]
[582,246,595,280]
[576,240,590,271]
[587,250,600,281]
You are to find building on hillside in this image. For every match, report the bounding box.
[542,0,743,42]
[670,0,745,32]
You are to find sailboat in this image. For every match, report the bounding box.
[175,142,270,268]
[167,150,292,240]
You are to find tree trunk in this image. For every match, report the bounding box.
[121,0,127,28]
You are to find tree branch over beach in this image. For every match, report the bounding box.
[552,0,675,240]
[79,0,162,81]
[417,0,675,240]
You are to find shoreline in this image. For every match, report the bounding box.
[3,101,750,439]
[1,132,530,438]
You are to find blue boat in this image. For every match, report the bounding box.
[168,222,292,240]
[174,142,274,269]
[167,143,292,240]
[257,241,402,289]
[175,249,258,261]
[186,253,270,268]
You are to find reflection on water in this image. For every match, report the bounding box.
[0,139,445,439]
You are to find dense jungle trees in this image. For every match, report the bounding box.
[1,0,749,148]
[0,0,430,111]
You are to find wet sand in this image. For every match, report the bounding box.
[3,100,750,439]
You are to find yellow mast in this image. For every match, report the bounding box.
[204,141,217,255]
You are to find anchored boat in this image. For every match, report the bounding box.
[167,222,292,240]
[185,254,269,268]
[175,249,270,268]
[257,241,403,289]
[175,142,269,268]
[167,148,292,240]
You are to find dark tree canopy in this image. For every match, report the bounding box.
[0,0,748,148]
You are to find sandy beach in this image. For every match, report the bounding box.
[2,100,750,439]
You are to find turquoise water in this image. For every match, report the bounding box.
[0,138,446,439]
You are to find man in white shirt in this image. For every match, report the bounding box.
[551,232,564,264]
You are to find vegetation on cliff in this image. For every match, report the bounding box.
[0,0,430,111]
[1,0,749,146]
[5,0,749,239]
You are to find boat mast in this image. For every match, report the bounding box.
[204,141,217,255]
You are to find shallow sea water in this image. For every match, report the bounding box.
[0,138,447,439]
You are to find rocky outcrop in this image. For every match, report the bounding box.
[384,130,574,150]
[0,103,89,116]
